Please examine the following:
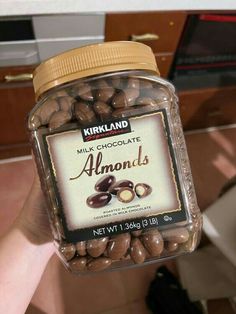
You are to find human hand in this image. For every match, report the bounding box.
[15,160,52,244]
[0,159,54,314]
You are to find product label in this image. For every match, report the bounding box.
[44,110,187,242]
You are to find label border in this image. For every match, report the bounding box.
[42,109,187,242]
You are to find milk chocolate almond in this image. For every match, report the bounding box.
[96,87,114,102]
[111,76,121,88]
[144,87,169,103]
[142,229,164,257]
[69,257,87,271]
[87,237,108,257]
[135,183,152,198]
[122,88,139,105]
[87,257,112,271]
[74,101,91,114]
[93,101,113,120]
[161,228,189,244]
[140,80,153,89]
[107,233,131,259]
[57,96,75,112]
[112,88,139,108]
[75,109,96,125]
[117,187,135,203]
[74,101,97,125]
[165,242,178,252]
[59,243,76,261]
[136,97,158,106]
[49,111,71,130]
[95,175,116,192]
[112,103,159,119]
[86,192,112,208]
[38,99,59,125]
[76,241,86,256]
[76,83,94,101]
[130,238,146,264]
[127,78,140,89]
[109,180,134,195]
[96,79,110,89]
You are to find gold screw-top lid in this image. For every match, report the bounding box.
[33,41,159,100]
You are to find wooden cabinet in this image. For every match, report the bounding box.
[1,12,236,158]
[105,12,187,78]
[155,54,174,78]
[106,12,236,132]
[178,85,236,130]
[105,12,187,53]
[0,66,36,159]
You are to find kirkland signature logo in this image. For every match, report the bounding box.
[82,119,131,142]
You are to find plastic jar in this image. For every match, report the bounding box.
[28,42,202,274]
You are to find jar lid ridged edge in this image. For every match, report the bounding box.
[33,41,159,100]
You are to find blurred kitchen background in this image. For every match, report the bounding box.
[1,2,236,314]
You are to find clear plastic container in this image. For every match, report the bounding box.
[28,42,202,274]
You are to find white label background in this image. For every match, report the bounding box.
[46,113,180,231]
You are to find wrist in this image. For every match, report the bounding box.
[3,222,55,263]
[0,221,54,314]
[14,212,53,246]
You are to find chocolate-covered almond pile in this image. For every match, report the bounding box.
[29,76,170,131]
[58,173,190,272]
[28,37,202,278]
[29,74,193,273]
[59,226,191,272]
